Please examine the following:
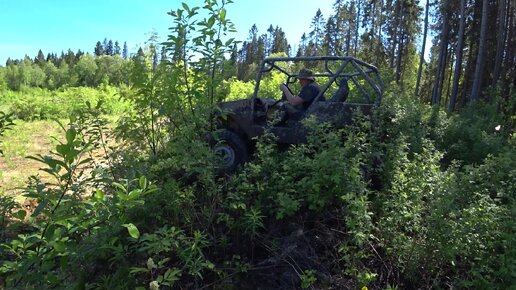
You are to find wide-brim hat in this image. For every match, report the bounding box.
[296,68,315,81]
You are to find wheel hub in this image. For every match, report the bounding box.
[214,142,235,168]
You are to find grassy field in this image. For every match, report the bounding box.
[0,119,62,201]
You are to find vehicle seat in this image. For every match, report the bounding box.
[330,78,350,102]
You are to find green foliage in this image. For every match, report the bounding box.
[1,86,128,121]
[3,53,132,91]
[368,91,516,288]
[0,113,161,288]
[226,116,371,221]
[219,77,254,101]
[300,269,317,289]
[439,100,510,165]
[0,111,14,155]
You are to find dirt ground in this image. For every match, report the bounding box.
[0,120,62,201]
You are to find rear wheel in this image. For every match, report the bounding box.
[213,130,248,173]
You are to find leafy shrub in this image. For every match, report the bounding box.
[439,101,509,165]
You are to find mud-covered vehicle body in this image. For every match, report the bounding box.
[213,56,384,171]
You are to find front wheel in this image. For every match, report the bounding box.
[213,130,248,173]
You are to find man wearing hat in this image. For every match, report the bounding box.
[279,68,323,115]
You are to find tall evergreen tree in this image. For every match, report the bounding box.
[415,0,430,97]
[332,0,346,54]
[46,53,58,65]
[63,49,76,66]
[431,3,451,106]
[297,33,308,56]
[324,15,339,55]
[76,49,84,62]
[271,27,289,55]
[449,0,466,111]
[35,49,46,67]
[309,9,326,55]
[94,41,104,56]
[114,41,121,55]
[106,39,114,56]
[265,25,275,56]
[122,41,129,59]
[470,0,489,101]
[102,38,108,55]
[492,0,507,86]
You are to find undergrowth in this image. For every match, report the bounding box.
[0,91,513,289]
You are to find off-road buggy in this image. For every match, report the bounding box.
[212,56,384,172]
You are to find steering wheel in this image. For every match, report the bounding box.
[268,83,290,109]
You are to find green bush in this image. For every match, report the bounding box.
[439,101,509,165]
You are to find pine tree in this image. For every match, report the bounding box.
[415,0,430,97]
[102,38,108,55]
[46,53,58,65]
[492,0,507,86]
[122,42,129,59]
[76,49,84,62]
[309,9,326,55]
[449,0,466,111]
[64,49,76,66]
[106,39,114,56]
[35,49,46,66]
[332,0,346,54]
[114,41,121,55]
[94,41,104,56]
[265,25,275,56]
[297,33,308,56]
[271,27,289,55]
[470,0,489,101]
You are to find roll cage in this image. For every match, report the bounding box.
[250,56,384,115]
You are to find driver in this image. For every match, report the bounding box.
[279,68,324,116]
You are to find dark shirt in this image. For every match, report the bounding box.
[298,82,323,110]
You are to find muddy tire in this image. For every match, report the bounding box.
[213,130,248,173]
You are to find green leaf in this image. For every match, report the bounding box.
[94,190,105,201]
[139,176,147,189]
[16,210,26,220]
[53,241,66,252]
[31,198,49,217]
[130,268,149,274]
[163,268,181,284]
[66,128,77,144]
[123,223,140,239]
[56,144,68,156]
[207,16,215,27]
[220,8,226,21]
[113,182,127,193]
[182,2,189,12]
[225,38,235,46]
[26,154,45,163]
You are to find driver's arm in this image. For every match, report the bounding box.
[279,84,304,106]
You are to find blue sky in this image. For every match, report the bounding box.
[0,0,335,65]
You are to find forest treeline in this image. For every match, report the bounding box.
[1,0,515,113]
